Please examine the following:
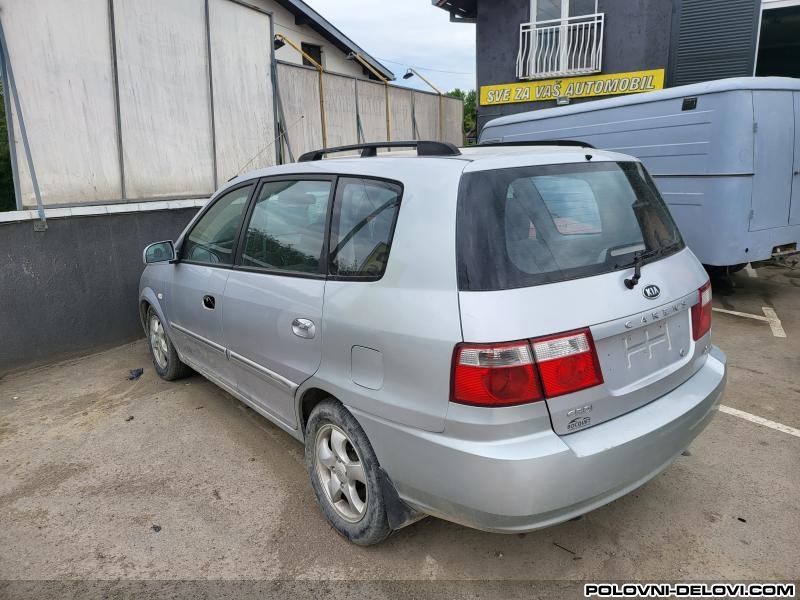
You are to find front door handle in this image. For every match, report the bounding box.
[292,318,316,339]
[202,295,216,310]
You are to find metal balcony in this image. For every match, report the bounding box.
[516,13,604,80]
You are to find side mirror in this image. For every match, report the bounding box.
[143,241,176,265]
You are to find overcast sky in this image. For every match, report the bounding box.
[303,0,477,93]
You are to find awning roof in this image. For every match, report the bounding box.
[432,0,477,21]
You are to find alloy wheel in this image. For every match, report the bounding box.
[149,315,169,370]
[314,424,369,523]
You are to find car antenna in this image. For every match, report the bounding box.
[233,115,306,178]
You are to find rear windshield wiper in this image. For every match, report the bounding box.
[617,242,681,289]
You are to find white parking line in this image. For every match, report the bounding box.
[761,307,787,338]
[744,263,758,278]
[719,405,800,439]
[712,307,787,338]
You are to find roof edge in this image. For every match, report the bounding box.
[275,0,395,80]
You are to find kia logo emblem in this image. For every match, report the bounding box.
[643,284,661,300]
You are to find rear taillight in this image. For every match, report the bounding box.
[531,328,604,398]
[452,341,543,407]
[451,328,604,407]
[691,281,712,341]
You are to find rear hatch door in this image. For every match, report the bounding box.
[456,158,710,433]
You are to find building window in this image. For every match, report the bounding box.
[517,0,603,80]
[301,42,323,68]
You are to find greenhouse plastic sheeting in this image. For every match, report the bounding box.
[1,0,464,207]
[389,87,414,142]
[322,73,359,148]
[357,80,388,143]
[413,91,440,142]
[114,0,214,199]
[0,0,121,207]
[208,0,276,183]
[442,95,465,147]
[277,63,323,160]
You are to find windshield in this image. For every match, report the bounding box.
[456,161,683,291]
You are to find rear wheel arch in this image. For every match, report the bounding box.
[139,299,152,331]
[298,387,334,436]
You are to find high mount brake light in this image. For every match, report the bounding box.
[691,281,712,341]
[452,329,604,407]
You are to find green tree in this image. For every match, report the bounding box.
[0,92,16,212]
[449,88,477,142]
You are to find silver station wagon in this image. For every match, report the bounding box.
[139,140,727,545]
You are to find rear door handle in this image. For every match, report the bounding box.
[292,318,316,339]
[202,295,216,310]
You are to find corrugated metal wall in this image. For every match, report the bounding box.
[670,0,760,86]
[1,0,464,209]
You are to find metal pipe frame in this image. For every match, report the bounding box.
[348,52,391,142]
[275,33,328,148]
[269,16,283,165]
[204,0,219,189]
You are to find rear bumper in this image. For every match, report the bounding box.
[351,346,726,533]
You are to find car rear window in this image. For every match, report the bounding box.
[456,161,684,291]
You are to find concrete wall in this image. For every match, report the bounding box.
[474,0,675,131]
[0,209,199,376]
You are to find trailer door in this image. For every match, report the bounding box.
[750,91,795,231]
[790,92,800,226]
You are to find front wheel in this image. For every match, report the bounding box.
[146,307,192,381]
[305,399,391,546]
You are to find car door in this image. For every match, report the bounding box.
[169,182,255,387]
[223,177,334,427]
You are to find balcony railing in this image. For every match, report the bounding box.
[516,13,604,80]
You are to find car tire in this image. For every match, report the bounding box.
[146,306,192,381]
[305,399,391,546]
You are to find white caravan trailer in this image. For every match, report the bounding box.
[480,77,800,269]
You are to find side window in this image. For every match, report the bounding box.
[181,184,253,265]
[532,175,602,235]
[329,178,402,279]
[240,179,332,273]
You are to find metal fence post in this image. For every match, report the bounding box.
[107,0,125,201]
[204,0,219,189]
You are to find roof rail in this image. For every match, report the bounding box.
[479,139,596,149]
[298,140,462,162]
